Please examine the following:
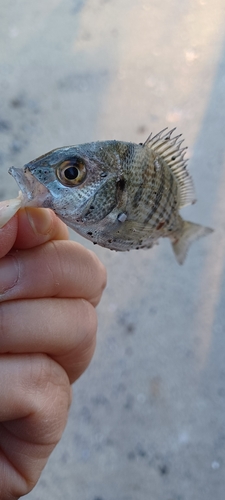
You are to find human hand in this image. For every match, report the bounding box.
[0,204,106,499]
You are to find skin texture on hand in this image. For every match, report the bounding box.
[0,206,107,500]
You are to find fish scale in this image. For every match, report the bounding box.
[0,128,213,264]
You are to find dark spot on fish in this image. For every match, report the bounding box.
[100,172,107,178]
[139,142,143,146]
[117,177,126,192]
[108,239,112,243]
[87,231,93,236]
[93,242,97,245]
[132,183,144,208]
[171,156,176,161]
[156,221,165,230]
[90,205,94,210]
[83,209,92,218]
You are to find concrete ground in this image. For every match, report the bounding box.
[1,1,225,498]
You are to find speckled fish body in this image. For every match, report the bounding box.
[6,129,212,263]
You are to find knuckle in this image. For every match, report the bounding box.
[0,302,11,346]
[41,240,64,294]
[30,353,69,396]
[27,354,71,443]
[52,298,98,383]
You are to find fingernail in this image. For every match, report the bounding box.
[26,208,53,236]
[0,198,22,229]
[0,255,18,295]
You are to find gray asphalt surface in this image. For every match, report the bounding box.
[1,1,225,499]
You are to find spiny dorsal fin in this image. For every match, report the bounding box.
[143,128,196,208]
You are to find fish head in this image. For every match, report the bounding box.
[9,141,127,231]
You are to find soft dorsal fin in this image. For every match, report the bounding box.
[143,128,196,208]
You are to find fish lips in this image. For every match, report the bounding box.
[8,166,51,207]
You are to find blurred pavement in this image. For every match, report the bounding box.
[1,1,225,499]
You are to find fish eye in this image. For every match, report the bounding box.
[56,158,86,186]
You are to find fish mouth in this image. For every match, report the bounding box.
[9,166,51,207]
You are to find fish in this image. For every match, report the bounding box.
[0,128,213,264]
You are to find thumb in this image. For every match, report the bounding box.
[0,202,69,258]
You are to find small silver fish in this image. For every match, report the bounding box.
[5,128,213,264]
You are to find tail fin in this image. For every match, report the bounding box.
[171,220,213,265]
